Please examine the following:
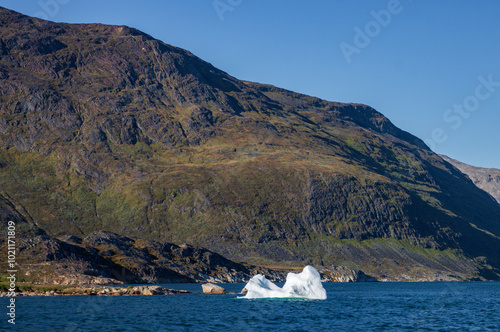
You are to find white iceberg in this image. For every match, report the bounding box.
[243,265,327,300]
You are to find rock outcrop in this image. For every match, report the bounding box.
[12,226,287,285]
[320,266,377,282]
[201,283,227,294]
[1,285,189,297]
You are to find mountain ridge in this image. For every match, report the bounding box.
[0,6,499,281]
[440,155,500,205]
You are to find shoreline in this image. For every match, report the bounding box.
[0,285,191,297]
[2,278,494,298]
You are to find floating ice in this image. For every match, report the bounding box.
[243,265,327,300]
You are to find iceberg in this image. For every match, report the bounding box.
[243,265,327,300]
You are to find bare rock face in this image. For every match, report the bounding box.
[202,283,227,294]
[141,286,167,296]
[15,229,278,285]
[441,155,500,205]
[320,266,377,282]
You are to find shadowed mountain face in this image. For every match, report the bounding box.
[441,155,500,205]
[0,7,499,280]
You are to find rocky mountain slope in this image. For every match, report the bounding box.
[0,196,286,284]
[0,204,371,285]
[0,7,499,281]
[441,155,500,205]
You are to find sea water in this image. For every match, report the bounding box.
[6,282,500,331]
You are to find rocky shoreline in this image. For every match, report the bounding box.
[0,269,483,298]
[3,227,486,292]
[1,285,191,297]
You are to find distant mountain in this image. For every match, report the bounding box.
[440,155,500,205]
[1,7,499,281]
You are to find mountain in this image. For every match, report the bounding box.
[1,7,499,281]
[441,155,500,205]
[0,199,287,285]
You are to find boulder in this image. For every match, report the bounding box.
[141,288,153,296]
[202,283,226,294]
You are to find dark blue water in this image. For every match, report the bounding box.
[4,282,500,331]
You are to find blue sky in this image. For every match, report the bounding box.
[2,0,500,168]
